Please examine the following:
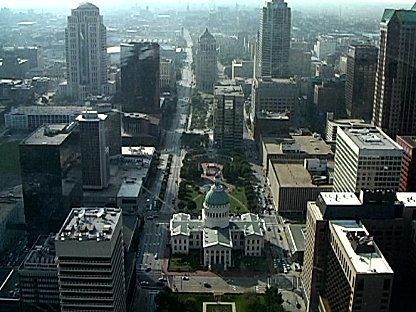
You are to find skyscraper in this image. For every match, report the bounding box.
[256,0,291,78]
[213,82,244,150]
[345,44,378,121]
[65,3,107,100]
[19,123,82,242]
[372,6,416,138]
[76,111,109,190]
[55,207,126,312]
[120,42,160,114]
[333,127,403,193]
[195,28,218,93]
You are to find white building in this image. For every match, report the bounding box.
[65,3,108,100]
[160,58,176,90]
[314,35,337,60]
[333,127,403,193]
[170,176,265,269]
[55,207,126,312]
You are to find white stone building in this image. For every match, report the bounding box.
[170,176,265,270]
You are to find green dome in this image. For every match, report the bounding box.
[204,179,229,206]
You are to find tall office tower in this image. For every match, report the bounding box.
[256,0,291,78]
[55,207,126,312]
[213,82,244,150]
[345,44,378,121]
[302,191,416,312]
[120,42,160,114]
[19,123,82,242]
[396,136,416,191]
[333,127,403,193]
[372,6,416,138]
[65,3,107,101]
[195,28,218,93]
[76,111,109,190]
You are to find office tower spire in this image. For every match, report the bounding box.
[65,3,107,100]
[256,0,291,78]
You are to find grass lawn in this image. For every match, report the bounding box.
[206,304,233,312]
[0,140,20,174]
[234,251,269,273]
[177,293,265,312]
[168,250,202,272]
[229,186,249,213]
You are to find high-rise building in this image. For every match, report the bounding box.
[302,191,416,312]
[333,127,403,193]
[396,136,416,191]
[213,82,244,150]
[313,35,337,61]
[65,3,107,101]
[120,42,160,114]
[76,111,109,190]
[55,207,126,312]
[372,6,416,138]
[345,44,378,121]
[256,0,291,78]
[251,77,297,124]
[20,123,82,242]
[195,28,218,93]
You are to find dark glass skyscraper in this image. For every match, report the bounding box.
[120,42,160,114]
[19,123,82,242]
[372,6,416,138]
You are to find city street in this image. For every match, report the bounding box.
[135,29,194,312]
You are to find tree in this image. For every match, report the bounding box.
[187,200,197,211]
[264,286,285,312]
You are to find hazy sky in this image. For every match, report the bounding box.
[0,0,412,11]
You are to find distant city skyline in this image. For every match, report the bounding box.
[1,0,412,11]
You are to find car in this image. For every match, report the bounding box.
[267,227,271,231]
[182,276,189,281]
[140,281,150,286]
[158,277,167,282]
[154,253,158,260]
[203,282,211,288]
[145,267,151,272]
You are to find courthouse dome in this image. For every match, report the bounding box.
[204,175,229,207]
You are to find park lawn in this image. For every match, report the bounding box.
[177,293,264,312]
[168,250,202,272]
[206,304,233,312]
[0,140,21,174]
[234,251,269,273]
[229,186,249,214]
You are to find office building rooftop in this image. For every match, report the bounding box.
[340,127,402,151]
[330,220,393,274]
[57,207,121,242]
[22,123,77,146]
[319,192,362,206]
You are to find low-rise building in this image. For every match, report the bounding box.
[160,58,176,91]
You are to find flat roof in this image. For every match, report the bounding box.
[8,105,91,115]
[263,135,333,156]
[256,111,290,120]
[122,146,155,157]
[21,235,56,269]
[76,111,107,122]
[339,127,403,151]
[330,220,393,274]
[286,224,306,253]
[57,207,121,242]
[272,163,331,187]
[21,123,76,146]
[214,84,244,97]
[396,192,416,207]
[117,178,142,198]
[319,192,362,206]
